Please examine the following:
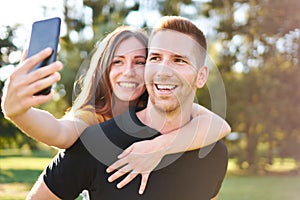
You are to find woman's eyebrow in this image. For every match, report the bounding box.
[113,55,124,58]
[113,55,146,58]
[134,55,147,59]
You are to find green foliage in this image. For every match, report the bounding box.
[203,0,300,171]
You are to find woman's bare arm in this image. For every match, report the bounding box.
[1,48,86,149]
[106,103,231,194]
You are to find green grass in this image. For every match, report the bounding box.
[219,175,300,200]
[0,150,300,199]
[0,149,56,200]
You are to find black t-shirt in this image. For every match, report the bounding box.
[43,107,228,200]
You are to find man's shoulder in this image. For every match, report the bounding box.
[196,140,228,164]
[215,140,228,155]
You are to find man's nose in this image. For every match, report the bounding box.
[156,62,173,78]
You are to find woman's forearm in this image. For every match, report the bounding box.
[106,110,231,193]
[8,107,86,149]
[0,48,78,148]
[153,112,231,155]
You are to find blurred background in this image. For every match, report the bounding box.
[1,0,300,199]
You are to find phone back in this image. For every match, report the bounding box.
[27,17,61,95]
[27,17,61,72]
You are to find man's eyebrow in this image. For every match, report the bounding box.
[148,52,160,56]
[173,54,188,59]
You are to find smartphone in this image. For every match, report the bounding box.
[27,17,61,95]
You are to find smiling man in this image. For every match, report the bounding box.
[27,16,228,200]
[137,33,208,136]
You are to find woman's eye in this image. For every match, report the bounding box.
[134,58,146,65]
[136,61,146,65]
[112,60,122,65]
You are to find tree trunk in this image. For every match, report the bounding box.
[246,124,258,172]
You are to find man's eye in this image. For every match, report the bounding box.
[149,56,160,62]
[174,58,187,63]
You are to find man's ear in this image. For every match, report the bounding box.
[196,66,209,88]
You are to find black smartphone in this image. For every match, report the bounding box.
[27,17,61,95]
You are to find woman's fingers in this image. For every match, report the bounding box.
[1,48,62,119]
[106,157,128,173]
[116,172,138,189]
[12,48,62,89]
[27,70,61,95]
[12,63,61,98]
[26,61,62,84]
[107,165,131,183]
[20,49,28,62]
[13,60,63,97]
[17,47,52,72]
[110,170,150,195]
[118,145,133,159]
[30,90,54,106]
[138,173,150,195]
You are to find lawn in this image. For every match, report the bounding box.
[219,175,300,200]
[0,150,299,199]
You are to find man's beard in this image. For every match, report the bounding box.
[149,95,180,114]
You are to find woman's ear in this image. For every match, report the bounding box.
[196,66,209,88]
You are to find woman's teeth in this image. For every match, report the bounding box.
[119,82,137,88]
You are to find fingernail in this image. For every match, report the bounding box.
[55,61,63,69]
[45,47,52,53]
[53,73,59,81]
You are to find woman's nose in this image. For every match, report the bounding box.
[123,62,135,76]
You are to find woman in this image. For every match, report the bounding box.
[2,26,230,195]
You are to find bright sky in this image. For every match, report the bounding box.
[0,0,65,80]
[0,0,64,26]
[0,0,64,45]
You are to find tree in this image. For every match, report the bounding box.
[204,0,300,171]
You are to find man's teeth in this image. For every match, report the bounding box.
[119,82,137,88]
[156,84,176,90]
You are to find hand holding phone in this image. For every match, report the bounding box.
[27,17,61,95]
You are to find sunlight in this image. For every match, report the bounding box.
[0,65,15,81]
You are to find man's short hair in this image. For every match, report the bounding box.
[150,16,207,67]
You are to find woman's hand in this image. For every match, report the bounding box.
[106,139,167,195]
[1,48,62,119]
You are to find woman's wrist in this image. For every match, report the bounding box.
[152,133,177,155]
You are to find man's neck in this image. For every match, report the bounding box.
[137,101,192,134]
[111,96,137,117]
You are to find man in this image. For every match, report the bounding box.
[27,16,228,200]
